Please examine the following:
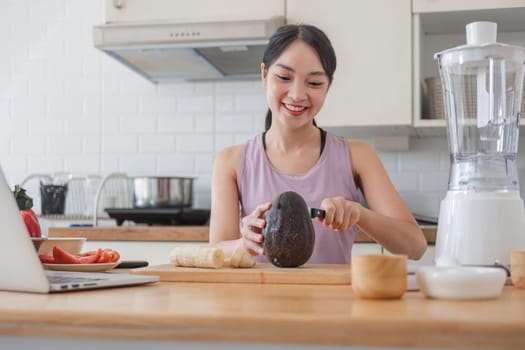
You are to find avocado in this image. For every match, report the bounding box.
[263,191,315,267]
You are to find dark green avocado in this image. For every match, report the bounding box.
[263,191,315,267]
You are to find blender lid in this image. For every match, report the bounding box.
[434,21,525,68]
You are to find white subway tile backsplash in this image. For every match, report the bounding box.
[27,155,66,175]
[119,155,156,174]
[101,75,119,95]
[120,115,156,134]
[65,77,100,96]
[7,0,517,214]
[157,82,195,96]
[389,172,419,192]
[47,96,83,116]
[157,114,195,133]
[215,81,259,95]
[235,94,267,113]
[102,96,138,114]
[28,0,64,21]
[0,98,9,118]
[139,135,176,153]
[64,117,99,134]
[2,78,29,98]
[64,155,100,174]
[399,151,441,171]
[83,96,101,116]
[196,154,214,174]
[47,135,83,154]
[195,114,213,133]
[157,154,195,174]
[119,74,157,96]
[101,155,120,174]
[29,78,64,97]
[139,96,176,113]
[102,135,138,153]
[215,113,255,133]
[1,155,27,174]
[176,134,213,153]
[214,134,235,152]
[194,82,214,95]
[83,136,100,154]
[178,96,213,113]
[29,118,64,136]
[216,95,234,113]
[12,96,46,119]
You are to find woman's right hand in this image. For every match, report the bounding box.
[239,202,272,256]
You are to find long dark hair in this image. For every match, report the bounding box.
[262,24,337,131]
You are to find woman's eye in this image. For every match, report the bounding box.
[276,75,290,81]
[309,82,324,87]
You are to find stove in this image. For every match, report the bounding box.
[105,208,210,226]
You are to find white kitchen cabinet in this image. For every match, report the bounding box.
[412,0,525,134]
[104,0,285,23]
[286,0,412,128]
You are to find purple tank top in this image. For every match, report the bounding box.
[238,131,360,264]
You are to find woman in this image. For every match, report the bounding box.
[209,24,427,263]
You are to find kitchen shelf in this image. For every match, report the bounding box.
[412,3,525,129]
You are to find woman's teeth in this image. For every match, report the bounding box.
[284,103,307,112]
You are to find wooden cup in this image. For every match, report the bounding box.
[511,251,525,289]
[351,254,407,299]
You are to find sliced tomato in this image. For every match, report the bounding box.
[78,248,102,264]
[38,255,55,264]
[53,246,80,264]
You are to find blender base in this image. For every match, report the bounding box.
[435,191,525,266]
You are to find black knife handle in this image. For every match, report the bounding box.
[310,208,326,219]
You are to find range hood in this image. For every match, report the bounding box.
[93,17,284,82]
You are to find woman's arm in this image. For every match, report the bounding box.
[350,140,427,260]
[208,145,269,257]
[208,146,244,257]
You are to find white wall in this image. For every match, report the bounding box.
[2,0,525,219]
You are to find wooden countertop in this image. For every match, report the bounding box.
[49,226,437,244]
[0,281,523,348]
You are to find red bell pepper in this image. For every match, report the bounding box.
[13,185,42,238]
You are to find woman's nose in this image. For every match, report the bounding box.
[288,81,306,101]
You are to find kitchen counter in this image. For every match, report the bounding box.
[0,281,523,349]
[49,226,437,244]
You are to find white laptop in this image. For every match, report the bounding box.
[0,166,159,293]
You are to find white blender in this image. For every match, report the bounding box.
[435,22,525,267]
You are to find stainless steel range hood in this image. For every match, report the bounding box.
[93,17,284,82]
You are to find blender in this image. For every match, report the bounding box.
[435,22,525,267]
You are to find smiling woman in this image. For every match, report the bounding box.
[208,23,427,264]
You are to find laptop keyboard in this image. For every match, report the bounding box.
[47,275,104,284]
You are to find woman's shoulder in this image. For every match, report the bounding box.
[215,144,244,164]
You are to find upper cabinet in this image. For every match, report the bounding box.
[104,0,285,23]
[287,0,412,128]
[413,0,525,133]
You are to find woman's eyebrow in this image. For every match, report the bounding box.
[275,64,326,77]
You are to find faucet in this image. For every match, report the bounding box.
[92,172,129,227]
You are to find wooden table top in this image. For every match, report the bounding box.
[0,281,523,348]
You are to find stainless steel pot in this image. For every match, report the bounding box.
[132,176,194,209]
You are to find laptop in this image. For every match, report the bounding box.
[0,166,160,293]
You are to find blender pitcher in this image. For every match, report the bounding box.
[435,22,525,266]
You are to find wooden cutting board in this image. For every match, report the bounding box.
[130,263,351,285]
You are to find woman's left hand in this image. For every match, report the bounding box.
[316,196,362,232]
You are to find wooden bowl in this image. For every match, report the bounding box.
[32,237,86,256]
[511,251,525,289]
[351,254,407,299]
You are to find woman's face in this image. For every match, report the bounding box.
[261,40,330,129]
